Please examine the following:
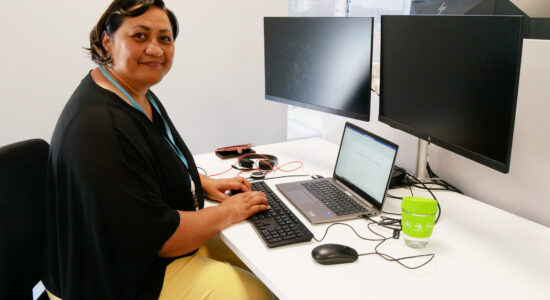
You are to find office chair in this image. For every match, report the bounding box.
[0,139,49,300]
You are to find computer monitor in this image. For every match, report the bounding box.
[264,17,373,121]
[380,15,523,174]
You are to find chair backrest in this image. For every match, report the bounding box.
[0,139,49,300]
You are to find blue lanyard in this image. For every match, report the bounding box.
[99,66,193,185]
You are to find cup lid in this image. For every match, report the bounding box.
[402,196,437,214]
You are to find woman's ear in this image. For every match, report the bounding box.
[101,31,112,53]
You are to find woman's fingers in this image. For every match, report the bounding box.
[237,176,251,190]
[244,191,268,206]
[231,191,269,219]
[232,176,250,192]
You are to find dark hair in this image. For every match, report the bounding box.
[88,0,179,66]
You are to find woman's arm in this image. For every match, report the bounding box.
[158,191,268,257]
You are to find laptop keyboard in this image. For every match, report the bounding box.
[249,181,313,248]
[302,180,367,216]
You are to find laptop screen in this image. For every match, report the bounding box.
[334,123,398,208]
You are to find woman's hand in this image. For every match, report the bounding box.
[160,190,269,257]
[219,191,270,224]
[200,175,251,202]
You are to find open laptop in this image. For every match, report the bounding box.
[276,122,398,224]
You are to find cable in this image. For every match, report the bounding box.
[359,238,435,270]
[405,172,442,224]
[377,215,401,230]
[197,167,207,176]
[209,153,304,178]
[386,193,402,199]
[209,153,277,177]
[207,166,234,178]
[313,222,386,243]
[313,218,435,269]
[274,161,304,173]
[427,163,464,195]
[396,167,462,195]
[233,153,304,176]
[361,217,435,269]
[248,174,317,182]
[426,163,464,194]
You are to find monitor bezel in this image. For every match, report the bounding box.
[264,17,374,122]
[379,15,524,173]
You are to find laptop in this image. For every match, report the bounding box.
[276,122,398,224]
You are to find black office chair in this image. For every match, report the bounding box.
[0,139,49,300]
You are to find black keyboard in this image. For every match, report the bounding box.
[248,181,313,248]
[302,180,367,216]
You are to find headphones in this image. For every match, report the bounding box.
[237,154,278,171]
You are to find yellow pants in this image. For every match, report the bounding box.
[47,235,274,300]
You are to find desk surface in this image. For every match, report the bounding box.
[194,138,550,300]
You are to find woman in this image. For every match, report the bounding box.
[43,0,273,299]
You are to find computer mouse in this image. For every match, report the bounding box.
[311,243,358,265]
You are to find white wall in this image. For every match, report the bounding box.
[0,0,287,155]
[320,37,550,228]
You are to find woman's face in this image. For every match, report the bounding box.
[102,6,175,89]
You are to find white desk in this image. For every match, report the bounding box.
[194,138,550,300]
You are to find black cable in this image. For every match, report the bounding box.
[405,172,441,224]
[402,177,457,192]
[398,169,461,194]
[386,193,402,199]
[426,163,464,194]
[248,174,318,182]
[409,184,460,191]
[359,239,435,270]
[312,222,385,243]
[414,181,462,193]
[312,218,436,270]
[377,215,401,230]
[361,217,435,269]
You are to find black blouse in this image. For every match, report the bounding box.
[43,72,204,299]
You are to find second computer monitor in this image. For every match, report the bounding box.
[264,17,373,121]
[380,15,523,173]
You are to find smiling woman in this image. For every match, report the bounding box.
[99,7,175,94]
[42,1,273,299]
[88,1,177,121]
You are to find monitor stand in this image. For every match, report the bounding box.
[415,138,429,180]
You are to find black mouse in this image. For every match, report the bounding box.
[311,244,358,265]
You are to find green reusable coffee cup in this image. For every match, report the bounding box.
[401,196,438,248]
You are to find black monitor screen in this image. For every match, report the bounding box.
[264,17,373,121]
[380,15,523,173]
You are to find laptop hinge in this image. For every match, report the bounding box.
[333,179,374,209]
